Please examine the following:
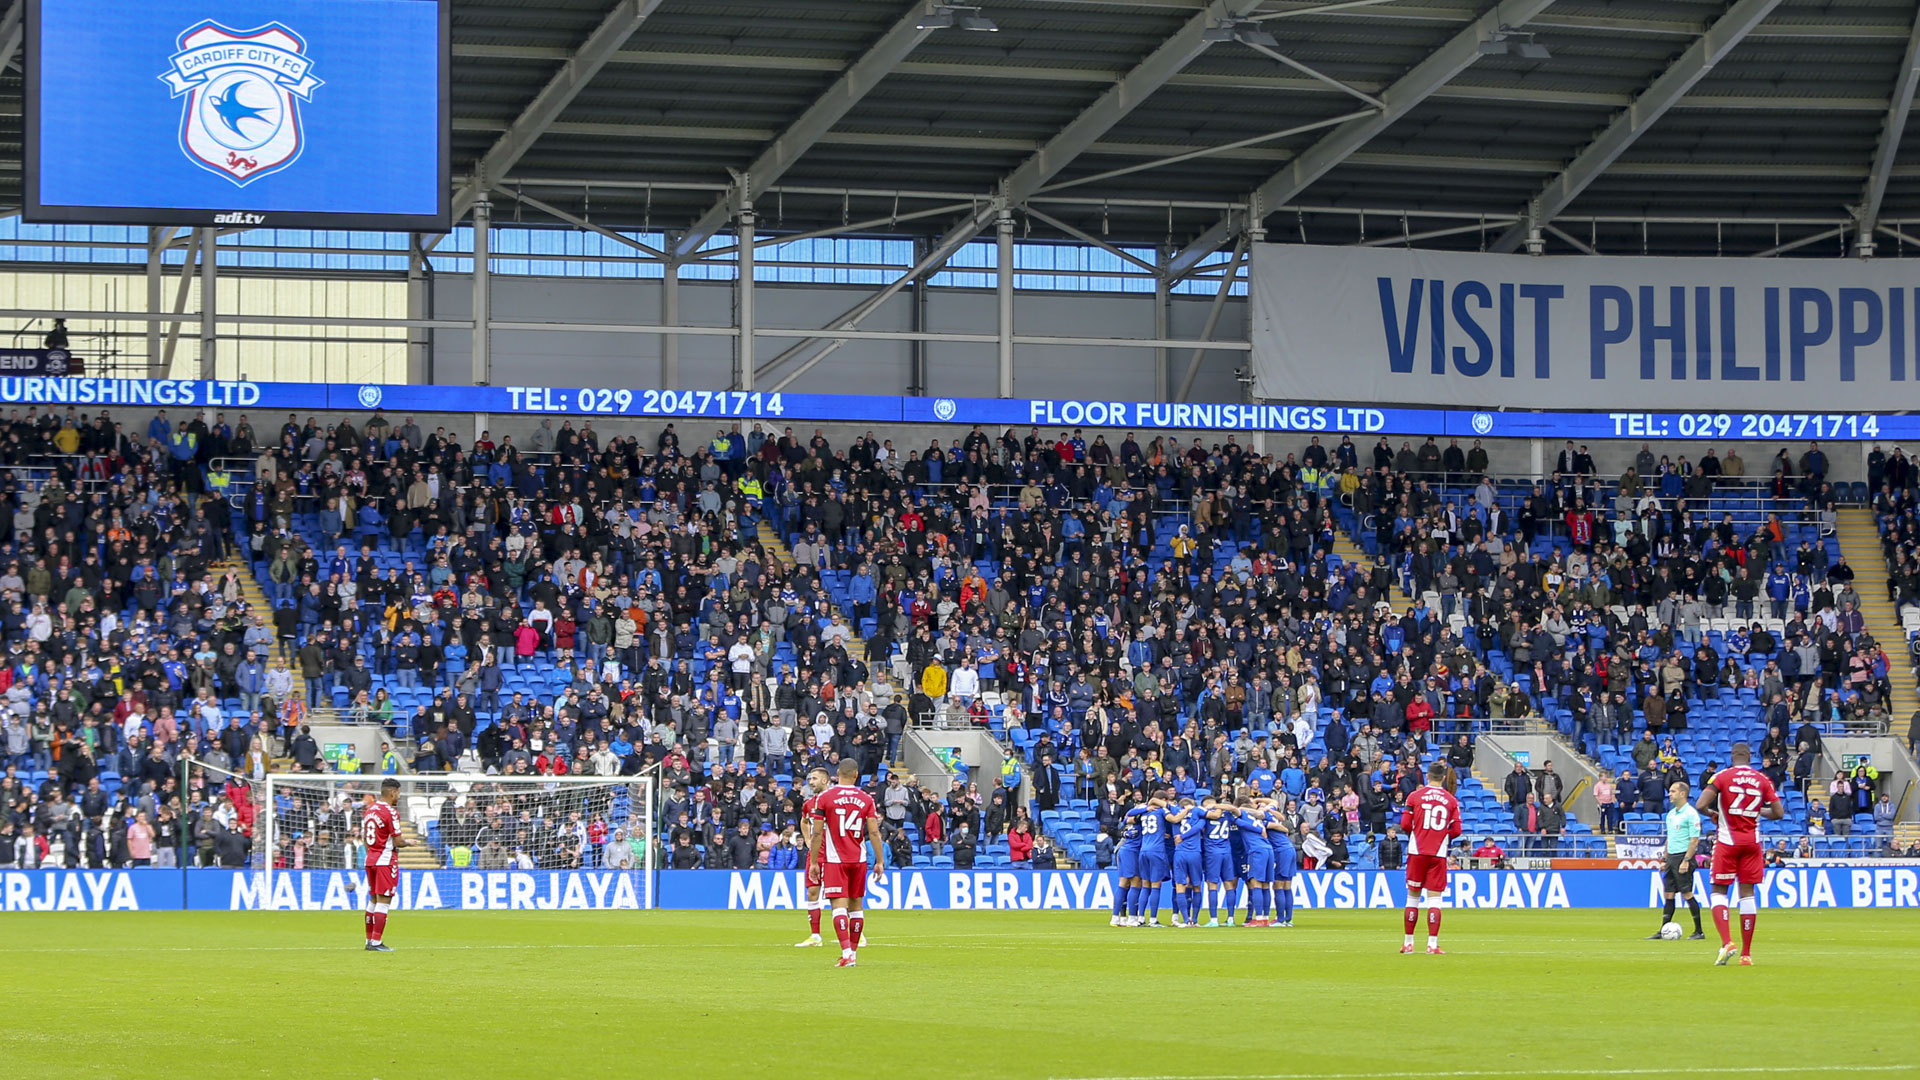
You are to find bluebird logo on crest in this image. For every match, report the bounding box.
[357,385,383,409]
[161,22,322,186]
[1471,412,1495,436]
[932,398,958,422]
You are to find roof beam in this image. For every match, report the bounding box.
[451,46,1890,112]
[922,0,1267,229]
[1168,0,1559,279]
[1855,5,1920,252]
[450,0,667,223]
[1490,0,1786,253]
[762,0,1264,379]
[974,0,1269,215]
[0,1,22,73]
[1253,3,1907,40]
[671,2,936,260]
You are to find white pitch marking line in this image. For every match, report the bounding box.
[1050,1066,1913,1080]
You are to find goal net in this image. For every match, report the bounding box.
[260,773,658,911]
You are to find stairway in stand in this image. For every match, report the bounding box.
[1328,530,1396,614]
[1329,529,1372,571]
[217,557,308,768]
[395,821,439,869]
[753,517,899,756]
[1834,509,1919,725]
[754,519,797,575]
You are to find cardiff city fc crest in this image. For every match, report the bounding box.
[161,22,322,186]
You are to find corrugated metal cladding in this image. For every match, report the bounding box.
[5,0,1919,256]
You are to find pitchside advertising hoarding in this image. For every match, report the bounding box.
[2,867,1917,912]
[3,376,1918,441]
[1251,244,1920,417]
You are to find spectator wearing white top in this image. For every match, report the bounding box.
[727,637,755,690]
[949,661,981,709]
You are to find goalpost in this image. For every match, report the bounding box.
[260,772,659,910]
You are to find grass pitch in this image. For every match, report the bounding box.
[4,909,1915,1079]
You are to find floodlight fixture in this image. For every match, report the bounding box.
[1206,18,1278,47]
[1479,25,1549,60]
[920,4,997,31]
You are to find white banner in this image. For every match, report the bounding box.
[1614,836,1666,860]
[1250,244,1920,412]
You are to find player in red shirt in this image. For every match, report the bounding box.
[1399,761,1462,955]
[362,778,407,952]
[795,768,831,947]
[806,759,886,967]
[1695,743,1784,966]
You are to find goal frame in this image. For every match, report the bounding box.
[261,771,658,910]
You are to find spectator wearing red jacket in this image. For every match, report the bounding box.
[1008,819,1035,864]
[1404,696,1434,748]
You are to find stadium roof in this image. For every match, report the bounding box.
[7,0,1920,266]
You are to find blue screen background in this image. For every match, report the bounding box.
[35,0,442,216]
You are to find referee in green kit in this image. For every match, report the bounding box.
[1649,780,1706,939]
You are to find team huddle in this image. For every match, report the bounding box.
[1109,789,1301,928]
[1104,760,1461,944]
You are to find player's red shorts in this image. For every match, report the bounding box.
[364,863,398,897]
[1405,854,1448,894]
[821,862,868,901]
[1711,842,1765,886]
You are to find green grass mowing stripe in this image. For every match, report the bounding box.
[1052,1060,1920,1068]
[0,909,1912,1079]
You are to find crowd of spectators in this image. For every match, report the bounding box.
[0,395,1915,872]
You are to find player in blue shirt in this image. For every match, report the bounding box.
[1200,795,1236,927]
[1168,798,1206,927]
[1262,799,1300,928]
[1135,793,1173,928]
[1223,799,1247,926]
[1110,794,1148,927]
[1236,801,1274,926]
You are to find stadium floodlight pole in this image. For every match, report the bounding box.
[407,235,430,384]
[145,229,166,378]
[1176,235,1248,401]
[1153,247,1170,401]
[737,203,756,391]
[473,196,492,444]
[198,229,218,380]
[449,0,669,226]
[1166,0,1561,282]
[160,230,203,374]
[997,206,1014,397]
[1855,7,1920,256]
[1489,0,1787,254]
[661,247,680,390]
[671,0,939,261]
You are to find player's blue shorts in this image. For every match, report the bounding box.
[1115,846,1140,879]
[1173,850,1205,887]
[1271,842,1298,881]
[1139,854,1170,883]
[1242,846,1273,882]
[1203,851,1233,884]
